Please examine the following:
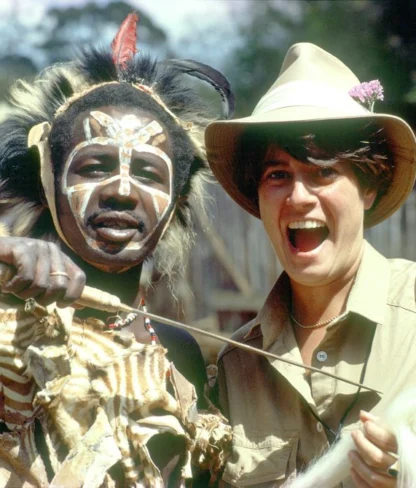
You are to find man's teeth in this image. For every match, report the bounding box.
[99,222,132,230]
[288,220,326,230]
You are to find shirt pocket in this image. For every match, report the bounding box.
[223,430,299,487]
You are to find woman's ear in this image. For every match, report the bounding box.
[363,187,377,210]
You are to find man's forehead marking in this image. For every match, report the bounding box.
[152,133,167,147]
[86,111,165,146]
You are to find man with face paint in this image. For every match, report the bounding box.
[0,15,234,487]
[57,108,175,269]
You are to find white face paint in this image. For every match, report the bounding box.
[60,110,173,251]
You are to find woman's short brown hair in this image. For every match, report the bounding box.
[235,119,394,217]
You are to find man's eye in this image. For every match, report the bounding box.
[77,164,110,177]
[134,170,163,184]
[131,158,165,184]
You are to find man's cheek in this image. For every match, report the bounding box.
[152,193,170,220]
[139,191,160,229]
[67,187,93,222]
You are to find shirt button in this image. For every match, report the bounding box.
[316,350,328,362]
[316,422,323,432]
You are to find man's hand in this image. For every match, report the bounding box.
[0,237,86,307]
[349,410,398,487]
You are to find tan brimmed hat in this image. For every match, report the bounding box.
[205,42,416,227]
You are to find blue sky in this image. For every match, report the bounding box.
[0,0,243,67]
[0,0,236,36]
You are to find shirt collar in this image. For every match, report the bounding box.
[346,241,390,325]
[248,240,390,350]
[246,272,291,350]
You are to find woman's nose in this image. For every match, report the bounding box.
[286,179,316,208]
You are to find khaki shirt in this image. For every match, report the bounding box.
[216,242,416,487]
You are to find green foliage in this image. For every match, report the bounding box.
[0,0,414,123]
[226,0,415,118]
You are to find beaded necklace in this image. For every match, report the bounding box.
[106,297,158,345]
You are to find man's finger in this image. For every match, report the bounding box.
[56,256,86,306]
[37,242,70,305]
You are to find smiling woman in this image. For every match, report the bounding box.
[205,42,416,488]
[257,143,376,289]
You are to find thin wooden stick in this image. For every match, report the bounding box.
[124,305,382,394]
[0,263,382,395]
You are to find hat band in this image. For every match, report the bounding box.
[253,80,369,116]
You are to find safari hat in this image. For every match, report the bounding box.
[205,42,416,227]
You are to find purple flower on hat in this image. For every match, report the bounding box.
[349,80,384,112]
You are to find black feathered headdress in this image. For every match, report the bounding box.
[0,13,234,277]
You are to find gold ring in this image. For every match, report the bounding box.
[49,271,69,278]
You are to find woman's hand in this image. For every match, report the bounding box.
[0,237,86,307]
[349,411,398,487]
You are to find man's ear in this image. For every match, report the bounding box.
[27,145,49,209]
[363,187,377,211]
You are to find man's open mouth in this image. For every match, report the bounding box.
[287,220,329,252]
[90,213,144,243]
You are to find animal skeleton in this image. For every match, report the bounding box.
[284,387,416,488]
[0,300,231,487]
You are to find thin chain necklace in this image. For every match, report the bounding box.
[290,310,348,329]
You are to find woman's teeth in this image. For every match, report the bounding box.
[288,220,326,230]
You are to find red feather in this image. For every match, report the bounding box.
[111,13,139,70]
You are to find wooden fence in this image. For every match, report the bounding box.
[365,190,416,261]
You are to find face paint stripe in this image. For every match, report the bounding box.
[137,184,171,199]
[152,134,167,147]
[119,147,132,196]
[152,195,160,219]
[68,176,121,193]
[83,118,92,141]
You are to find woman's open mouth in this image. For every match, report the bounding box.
[287,220,329,253]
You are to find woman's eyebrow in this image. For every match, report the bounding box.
[262,159,288,169]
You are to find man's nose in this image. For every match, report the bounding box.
[286,178,316,208]
[99,177,140,210]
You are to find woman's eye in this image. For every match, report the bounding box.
[318,167,337,178]
[268,170,290,180]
